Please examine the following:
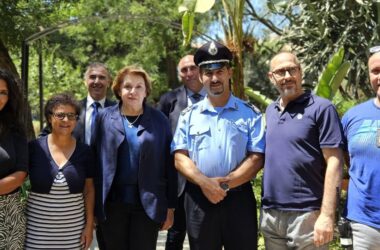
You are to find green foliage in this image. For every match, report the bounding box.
[4,0,195,120]
[314,47,351,100]
[0,0,80,51]
[244,87,273,109]
[268,0,379,98]
[178,0,215,46]
[181,11,195,46]
[245,38,284,108]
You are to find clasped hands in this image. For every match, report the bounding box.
[199,176,230,204]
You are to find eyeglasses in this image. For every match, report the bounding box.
[51,112,78,121]
[271,66,300,78]
[369,46,380,54]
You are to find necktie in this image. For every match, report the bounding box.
[90,102,100,140]
[192,93,202,102]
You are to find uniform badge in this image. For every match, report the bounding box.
[181,105,194,115]
[244,102,260,114]
[208,41,218,55]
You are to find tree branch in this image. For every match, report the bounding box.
[245,0,283,35]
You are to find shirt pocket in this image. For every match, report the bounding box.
[189,125,211,151]
[228,121,248,139]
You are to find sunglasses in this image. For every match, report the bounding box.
[52,112,78,121]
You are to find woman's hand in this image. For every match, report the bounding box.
[160,208,175,231]
[80,224,93,249]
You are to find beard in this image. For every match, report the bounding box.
[208,84,224,96]
[281,87,296,97]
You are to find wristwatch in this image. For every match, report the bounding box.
[220,182,230,191]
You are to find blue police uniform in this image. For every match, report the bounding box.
[171,40,265,250]
[172,94,265,250]
[172,94,265,175]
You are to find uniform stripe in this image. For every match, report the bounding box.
[25,171,85,250]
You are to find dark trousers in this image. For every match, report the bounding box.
[165,193,187,250]
[185,182,258,250]
[96,227,107,250]
[99,202,160,250]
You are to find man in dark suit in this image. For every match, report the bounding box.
[78,63,115,250]
[157,54,205,250]
[76,62,116,145]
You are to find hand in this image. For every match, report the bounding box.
[199,177,228,204]
[80,224,94,249]
[160,208,175,231]
[313,213,334,247]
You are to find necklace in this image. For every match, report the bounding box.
[124,113,141,128]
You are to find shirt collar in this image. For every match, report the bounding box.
[86,95,106,109]
[274,90,312,110]
[200,94,239,113]
[186,87,207,97]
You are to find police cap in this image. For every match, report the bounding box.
[194,41,233,70]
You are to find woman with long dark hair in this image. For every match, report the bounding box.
[0,68,28,249]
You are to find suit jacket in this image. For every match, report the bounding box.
[73,98,116,143]
[157,86,188,196]
[39,97,116,143]
[93,103,177,223]
[157,86,187,134]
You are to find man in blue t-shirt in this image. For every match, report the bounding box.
[261,51,344,249]
[341,47,380,249]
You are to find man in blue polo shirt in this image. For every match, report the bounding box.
[261,51,344,249]
[171,41,265,250]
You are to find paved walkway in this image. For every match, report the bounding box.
[89,230,190,250]
[157,231,190,250]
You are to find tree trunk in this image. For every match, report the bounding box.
[0,39,18,74]
[232,50,245,100]
[0,38,35,140]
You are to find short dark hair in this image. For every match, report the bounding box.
[44,93,81,130]
[84,62,112,82]
[0,68,24,135]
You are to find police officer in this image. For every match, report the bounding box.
[171,41,265,250]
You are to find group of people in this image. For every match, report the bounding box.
[0,40,379,250]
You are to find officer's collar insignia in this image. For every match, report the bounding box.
[208,42,218,56]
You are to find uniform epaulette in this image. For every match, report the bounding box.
[181,105,195,116]
[244,102,261,114]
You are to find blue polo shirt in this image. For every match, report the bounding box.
[262,91,343,211]
[171,94,265,178]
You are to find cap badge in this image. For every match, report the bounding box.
[208,41,218,56]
